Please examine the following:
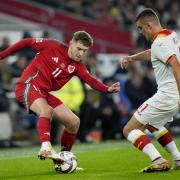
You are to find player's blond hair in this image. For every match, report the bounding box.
[73,31,93,47]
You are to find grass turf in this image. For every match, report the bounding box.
[0,138,180,180]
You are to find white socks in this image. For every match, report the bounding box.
[41,141,52,150]
[127,129,162,161]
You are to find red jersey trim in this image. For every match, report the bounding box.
[152,29,173,42]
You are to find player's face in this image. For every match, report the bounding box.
[136,20,153,40]
[68,40,89,61]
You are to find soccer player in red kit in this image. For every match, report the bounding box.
[0,31,120,162]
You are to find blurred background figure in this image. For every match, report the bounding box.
[19,31,35,62]
[10,55,28,78]
[0,36,10,51]
[98,77,120,140]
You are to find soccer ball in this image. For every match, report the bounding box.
[54,151,77,173]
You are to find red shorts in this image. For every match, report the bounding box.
[15,82,62,111]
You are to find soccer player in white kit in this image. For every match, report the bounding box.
[121,8,180,173]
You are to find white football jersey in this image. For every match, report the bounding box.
[151,29,180,98]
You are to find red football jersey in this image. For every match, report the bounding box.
[0,38,108,92]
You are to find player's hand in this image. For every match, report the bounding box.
[121,56,132,69]
[107,82,120,93]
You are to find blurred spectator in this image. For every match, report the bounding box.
[136,34,151,50]
[32,0,180,31]
[114,79,132,136]
[82,1,103,19]
[85,52,101,78]
[165,1,180,29]
[141,62,157,97]
[10,56,28,78]
[78,93,99,142]
[0,36,11,89]
[34,0,60,8]
[0,36,10,51]
[19,31,35,61]
[0,60,12,91]
[98,77,120,140]
[124,72,149,110]
[61,0,82,15]
[0,88,10,112]
[77,52,104,142]
[42,30,50,38]
[115,62,129,81]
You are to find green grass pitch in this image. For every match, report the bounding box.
[0,138,180,180]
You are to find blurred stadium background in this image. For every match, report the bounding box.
[0,0,180,148]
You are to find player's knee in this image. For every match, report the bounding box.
[123,125,130,138]
[67,117,80,133]
[39,105,53,119]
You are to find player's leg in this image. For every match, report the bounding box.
[15,83,63,162]
[30,98,52,156]
[53,104,80,151]
[123,116,168,171]
[30,98,63,162]
[46,93,80,152]
[46,94,82,170]
[123,103,169,172]
[152,126,180,169]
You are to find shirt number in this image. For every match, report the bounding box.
[52,68,62,78]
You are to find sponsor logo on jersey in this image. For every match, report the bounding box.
[60,63,65,69]
[68,65,75,73]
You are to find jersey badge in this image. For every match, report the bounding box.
[68,65,75,73]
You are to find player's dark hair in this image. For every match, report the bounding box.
[135,8,159,23]
[73,31,93,47]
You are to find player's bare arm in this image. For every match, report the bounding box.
[121,49,151,69]
[168,54,180,97]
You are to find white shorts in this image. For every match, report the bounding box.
[134,92,179,129]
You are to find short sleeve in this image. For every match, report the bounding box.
[152,39,175,64]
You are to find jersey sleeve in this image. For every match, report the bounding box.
[30,38,58,51]
[0,38,59,60]
[0,38,33,60]
[75,63,108,93]
[153,38,175,64]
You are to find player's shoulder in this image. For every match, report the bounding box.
[152,36,168,48]
[33,37,65,46]
[48,39,69,53]
[47,39,63,46]
[58,41,68,49]
[153,29,176,43]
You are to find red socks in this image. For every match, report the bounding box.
[37,117,76,151]
[61,130,77,151]
[157,131,173,147]
[37,117,51,142]
[134,134,151,150]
